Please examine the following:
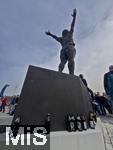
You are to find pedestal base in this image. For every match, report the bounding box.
[50,118,105,150]
[0,118,105,150]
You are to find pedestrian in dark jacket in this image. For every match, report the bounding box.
[104,65,113,110]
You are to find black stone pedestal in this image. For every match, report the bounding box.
[13,65,93,131]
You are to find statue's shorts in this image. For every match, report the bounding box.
[60,45,76,62]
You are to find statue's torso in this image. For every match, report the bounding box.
[60,32,75,49]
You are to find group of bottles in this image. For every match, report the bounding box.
[66,112,97,132]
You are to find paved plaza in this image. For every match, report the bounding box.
[101,115,113,150]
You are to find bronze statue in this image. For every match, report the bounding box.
[45,9,77,75]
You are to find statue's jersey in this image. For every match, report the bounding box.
[57,32,75,50]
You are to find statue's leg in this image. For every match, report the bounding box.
[67,47,76,75]
[58,50,67,72]
[68,60,75,75]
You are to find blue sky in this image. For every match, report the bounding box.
[0,0,113,95]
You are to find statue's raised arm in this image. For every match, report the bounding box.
[70,8,77,34]
[45,31,62,43]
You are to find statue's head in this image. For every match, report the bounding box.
[62,29,69,37]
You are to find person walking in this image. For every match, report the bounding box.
[104,65,113,110]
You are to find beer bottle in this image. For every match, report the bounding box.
[67,115,76,132]
[45,113,51,134]
[89,112,95,129]
[76,115,82,131]
[81,115,87,130]
[93,112,97,124]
